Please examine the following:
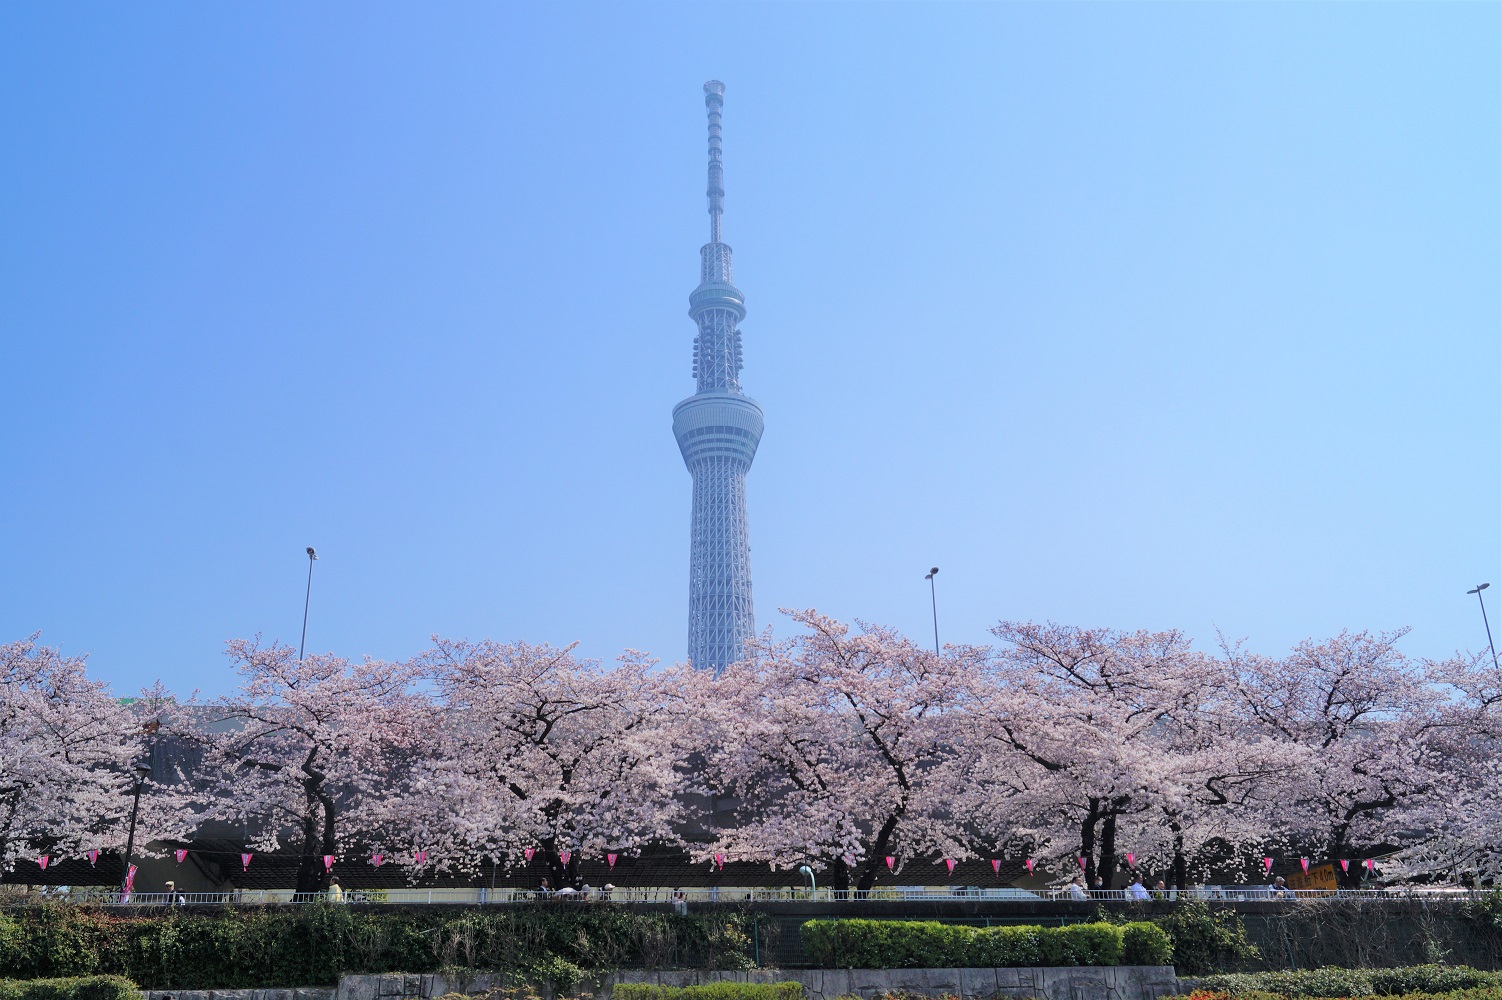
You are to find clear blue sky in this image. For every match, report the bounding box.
[2,3,1497,698]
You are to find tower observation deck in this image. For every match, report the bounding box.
[672,81,763,673]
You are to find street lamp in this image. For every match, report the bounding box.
[121,761,151,893]
[300,547,318,661]
[1467,583,1499,671]
[797,864,817,894]
[924,567,940,656]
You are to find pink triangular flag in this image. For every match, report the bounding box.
[1126,853,1136,868]
[1300,857,1309,873]
[241,853,252,871]
[885,856,895,870]
[1263,856,1274,873]
[944,858,956,874]
[607,853,618,868]
[1365,858,1376,872]
[87,849,98,867]
[1024,858,1035,873]
[175,849,188,863]
[372,853,384,867]
[1077,856,1087,869]
[560,850,571,866]
[524,847,535,861]
[713,852,724,870]
[36,856,48,870]
[323,855,335,873]
[1339,859,1349,872]
[414,850,427,865]
[991,859,1001,874]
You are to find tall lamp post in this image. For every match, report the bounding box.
[924,566,940,656]
[300,547,318,661]
[121,761,152,893]
[1467,583,1499,671]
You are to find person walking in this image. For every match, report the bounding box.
[1127,877,1150,900]
[328,878,345,904]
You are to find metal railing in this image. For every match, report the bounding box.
[8,884,1485,906]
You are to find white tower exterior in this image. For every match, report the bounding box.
[672,81,763,673]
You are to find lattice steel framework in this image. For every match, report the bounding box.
[672,81,763,673]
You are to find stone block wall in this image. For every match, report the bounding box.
[322,967,1181,1000]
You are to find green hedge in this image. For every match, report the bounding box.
[0,905,752,988]
[0,978,137,1000]
[1122,922,1173,966]
[1178,990,1502,1000]
[1194,966,1502,998]
[800,919,1172,968]
[613,983,803,1000]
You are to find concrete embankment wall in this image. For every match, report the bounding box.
[142,967,1183,1000]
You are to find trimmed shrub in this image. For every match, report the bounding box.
[1370,969,1502,996]
[972,926,1041,967]
[0,979,137,1000]
[1199,968,1375,998]
[1055,923,1123,966]
[799,920,1133,969]
[1193,967,1502,999]
[1171,978,1502,996]
[1122,922,1173,966]
[613,984,802,1000]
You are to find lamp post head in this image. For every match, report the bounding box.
[306,547,318,560]
[926,567,939,580]
[133,762,152,781]
[1469,583,1490,595]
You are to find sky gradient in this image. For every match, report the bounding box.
[2,2,1498,697]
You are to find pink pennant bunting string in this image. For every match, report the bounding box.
[1299,857,1309,873]
[1126,853,1136,869]
[885,856,895,870]
[713,852,724,871]
[241,853,252,871]
[559,850,571,866]
[175,849,188,863]
[1077,856,1087,870]
[944,858,956,874]
[372,853,384,867]
[607,853,618,869]
[1365,859,1376,872]
[36,856,48,870]
[323,855,335,873]
[1262,857,1274,873]
[1024,858,1035,873]
[87,850,98,867]
[524,848,535,862]
[1339,859,1349,872]
[991,859,1001,874]
[414,850,428,865]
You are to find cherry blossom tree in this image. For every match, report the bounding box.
[0,635,157,871]
[697,610,977,892]
[189,640,429,893]
[1222,628,1449,880]
[386,639,694,888]
[966,622,1227,890]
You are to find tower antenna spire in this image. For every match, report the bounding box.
[705,80,725,242]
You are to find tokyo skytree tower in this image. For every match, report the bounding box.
[672,81,763,673]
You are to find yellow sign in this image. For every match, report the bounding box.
[1286,862,1339,893]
